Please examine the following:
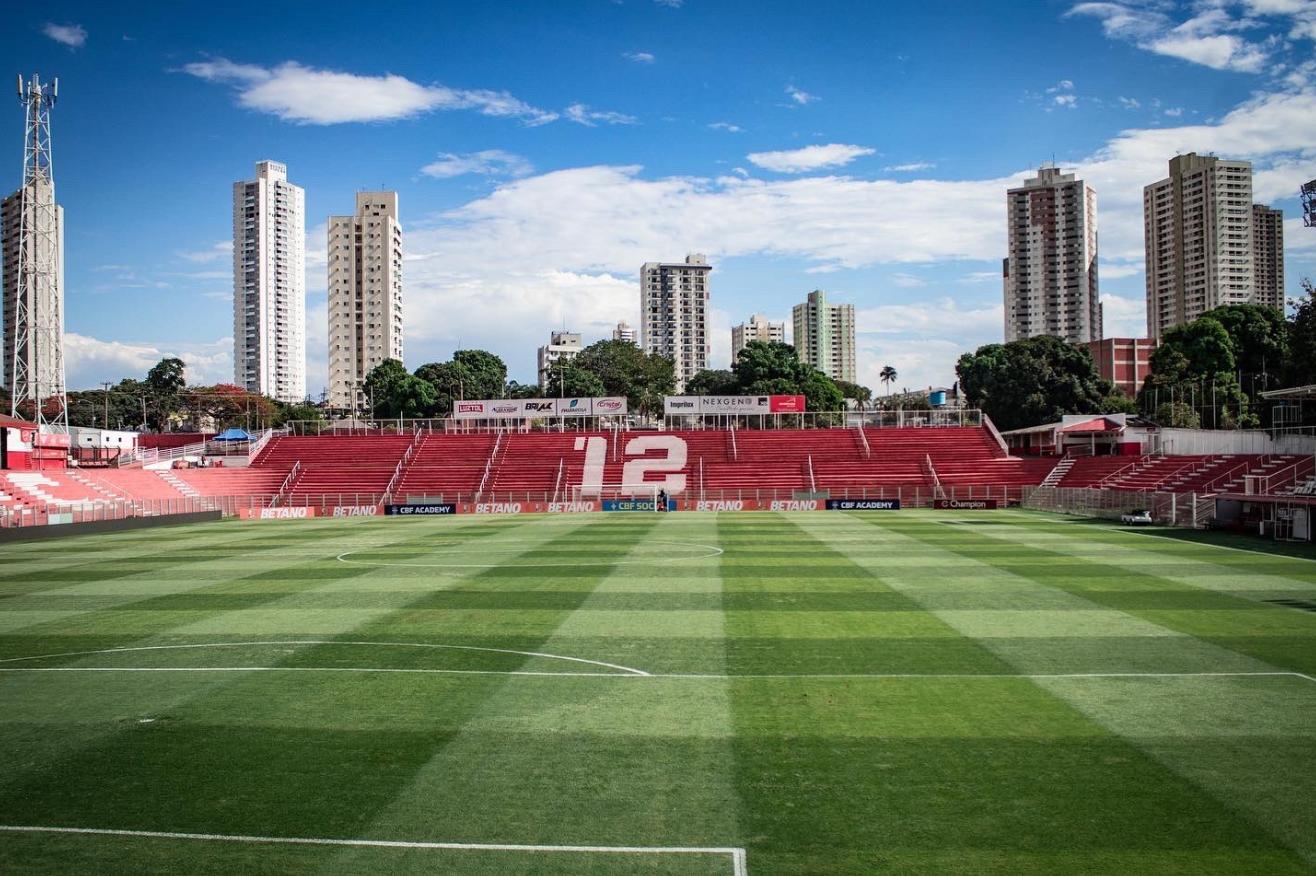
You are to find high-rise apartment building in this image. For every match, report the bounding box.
[233,160,305,403]
[1003,166,1101,344]
[1252,204,1284,313]
[537,330,583,391]
[612,321,637,344]
[792,290,856,383]
[1143,153,1254,338]
[641,254,711,391]
[731,313,785,359]
[2,181,64,403]
[327,191,404,410]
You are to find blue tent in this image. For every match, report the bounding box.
[213,428,252,441]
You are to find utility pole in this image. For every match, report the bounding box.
[10,74,66,430]
[102,381,111,428]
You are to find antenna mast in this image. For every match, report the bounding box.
[9,73,66,429]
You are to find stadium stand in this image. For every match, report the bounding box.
[253,434,414,501]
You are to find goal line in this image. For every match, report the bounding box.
[0,825,748,875]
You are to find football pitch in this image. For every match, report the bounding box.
[1,510,1314,875]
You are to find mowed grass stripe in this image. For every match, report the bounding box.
[717,513,1013,676]
[315,513,743,864]
[884,511,1316,677]
[0,515,659,857]
[726,511,1312,874]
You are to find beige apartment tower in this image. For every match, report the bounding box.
[641,254,711,391]
[537,330,582,391]
[1003,166,1101,344]
[1252,204,1284,313]
[612,321,637,344]
[1144,153,1255,338]
[792,290,856,383]
[732,313,785,359]
[327,191,404,410]
[234,160,306,403]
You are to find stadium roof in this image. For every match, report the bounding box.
[0,414,32,428]
[1060,417,1125,434]
[1260,384,1316,401]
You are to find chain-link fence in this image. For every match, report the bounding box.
[1022,486,1214,527]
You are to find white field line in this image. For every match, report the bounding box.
[336,540,723,569]
[1,666,1311,684]
[1113,528,1316,563]
[0,641,650,677]
[0,825,747,875]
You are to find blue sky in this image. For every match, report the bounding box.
[4,0,1316,396]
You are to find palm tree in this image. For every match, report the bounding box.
[879,365,898,397]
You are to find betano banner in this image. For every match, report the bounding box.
[453,397,628,420]
[663,395,806,415]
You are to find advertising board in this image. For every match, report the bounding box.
[825,499,902,510]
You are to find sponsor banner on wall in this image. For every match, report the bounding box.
[933,499,999,510]
[664,395,805,415]
[453,397,627,420]
[386,503,457,515]
[591,396,627,415]
[328,505,384,517]
[685,499,766,512]
[456,500,602,514]
[826,499,902,511]
[602,498,678,512]
[766,499,822,511]
[239,507,318,520]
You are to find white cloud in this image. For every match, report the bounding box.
[42,23,86,48]
[176,241,232,264]
[746,143,876,173]
[1054,93,1078,108]
[708,121,742,132]
[1098,293,1147,338]
[1067,2,1281,73]
[883,162,935,172]
[65,334,233,390]
[785,85,817,105]
[421,150,533,179]
[624,52,656,63]
[564,103,638,126]
[890,272,926,288]
[181,58,559,125]
[654,0,684,6]
[1118,96,1142,109]
[1163,106,1184,116]
[855,298,1003,392]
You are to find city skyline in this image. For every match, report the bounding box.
[2,1,1315,398]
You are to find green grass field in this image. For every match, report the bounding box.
[1,509,1314,875]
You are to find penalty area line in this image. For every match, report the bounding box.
[0,825,748,875]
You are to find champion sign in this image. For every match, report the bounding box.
[933,499,999,510]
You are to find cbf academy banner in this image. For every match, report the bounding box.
[453,397,628,420]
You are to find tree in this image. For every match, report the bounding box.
[276,401,324,426]
[364,359,436,419]
[544,364,606,398]
[144,357,187,431]
[451,349,508,400]
[1139,316,1256,428]
[879,365,898,396]
[956,335,1113,432]
[834,380,872,409]
[573,340,676,416]
[183,384,277,430]
[503,380,541,399]
[733,340,813,387]
[1204,304,1287,394]
[1289,279,1316,388]
[685,369,739,396]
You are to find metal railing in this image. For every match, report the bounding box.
[855,425,871,459]
[924,454,946,500]
[272,461,301,506]
[476,434,503,497]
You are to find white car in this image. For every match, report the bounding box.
[1120,509,1153,526]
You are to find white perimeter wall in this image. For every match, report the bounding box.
[1156,428,1316,455]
